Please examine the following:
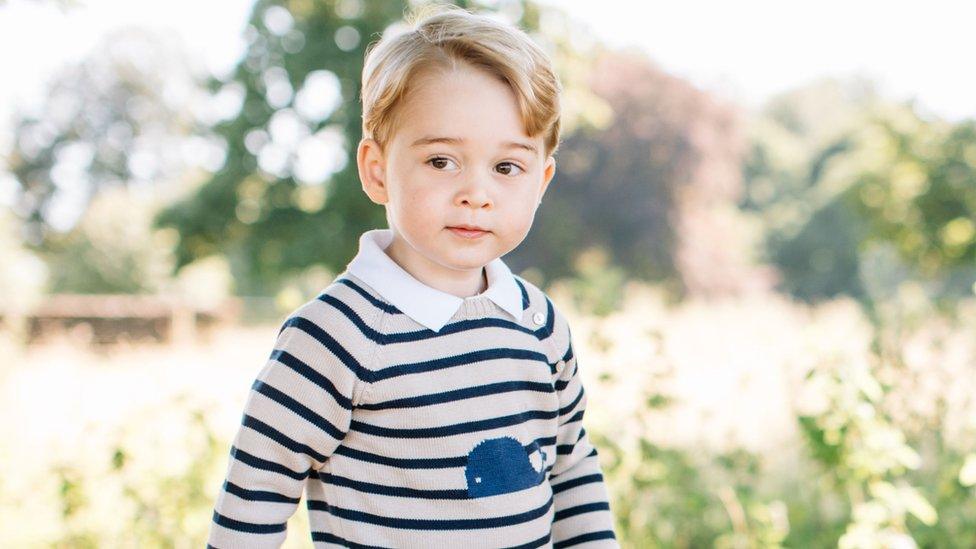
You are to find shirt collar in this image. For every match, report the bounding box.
[343,228,524,332]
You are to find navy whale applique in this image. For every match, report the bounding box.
[465,436,547,498]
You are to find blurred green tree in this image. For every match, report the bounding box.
[845,112,976,306]
[742,76,976,306]
[7,27,215,248]
[154,0,406,295]
[42,186,176,294]
[4,27,223,295]
[741,76,882,303]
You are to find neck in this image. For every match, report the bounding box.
[383,238,489,298]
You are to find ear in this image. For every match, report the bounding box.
[357,137,388,205]
[537,155,556,202]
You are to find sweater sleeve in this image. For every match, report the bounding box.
[549,321,620,548]
[207,313,366,548]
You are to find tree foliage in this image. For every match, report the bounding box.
[743,77,976,306]
[155,0,389,295]
[7,27,211,247]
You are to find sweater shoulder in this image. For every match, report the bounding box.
[511,274,572,361]
[284,274,386,334]
[272,274,385,403]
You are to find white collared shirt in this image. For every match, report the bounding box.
[342,228,524,332]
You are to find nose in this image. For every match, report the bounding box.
[457,172,493,209]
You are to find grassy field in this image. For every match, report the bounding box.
[2,283,974,547]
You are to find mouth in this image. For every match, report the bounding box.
[447,225,490,238]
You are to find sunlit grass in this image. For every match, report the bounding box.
[2,284,974,546]
[0,325,312,547]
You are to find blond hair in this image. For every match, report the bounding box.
[360,3,561,157]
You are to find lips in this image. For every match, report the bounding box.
[448,225,489,239]
[448,224,489,232]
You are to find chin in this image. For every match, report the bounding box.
[450,259,491,271]
[441,254,492,271]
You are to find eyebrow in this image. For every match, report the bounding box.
[409,136,539,155]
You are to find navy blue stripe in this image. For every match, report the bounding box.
[555,428,580,446]
[351,408,558,438]
[242,414,328,462]
[553,501,611,522]
[537,435,558,451]
[505,530,552,549]
[212,509,286,534]
[553,530,617,548]
[268,349,355,410]
[538,296,556,339]
[513,276,531,310]
[230,445,309,480]
[377,316,545,344]
[312,468,551,500]
[559,387,584,416]
[556,443,574,456]
[308,494,553,529]
[555,364,575,390]
[328,435,556,469]
[311,530,393,549]
[317,293,390,345]
[562,342,573,363]
[332,444,467,468]
[556,428,587,456]
[223,480,300,504]
[252,380,346,440]
[334,277,403,314]
[373,347,551,382]
[359,380,555,410]
[317,471,473,499]
[550,473,604,495]
[559,409,584,427]
[550,450,598,482]
[278,315,373,383]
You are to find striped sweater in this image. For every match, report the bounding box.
[208,230,619,548]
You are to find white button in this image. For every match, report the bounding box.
[532,312,545,325]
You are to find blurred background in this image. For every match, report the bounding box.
[1,0,975,546]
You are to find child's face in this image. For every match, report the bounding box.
[358,63,556,287]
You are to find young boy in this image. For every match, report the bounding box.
[208,5,619,548]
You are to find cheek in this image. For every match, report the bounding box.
[499,201,537,233]
[390,172,431,207]
[404,188,442,214]
[391,187,443,228]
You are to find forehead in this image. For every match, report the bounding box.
[391,65,542,151]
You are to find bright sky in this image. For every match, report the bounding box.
[0,0,973,141]
[542,0,976,123]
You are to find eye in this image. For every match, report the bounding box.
[427,156,458,171]
[496,162,524,176]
